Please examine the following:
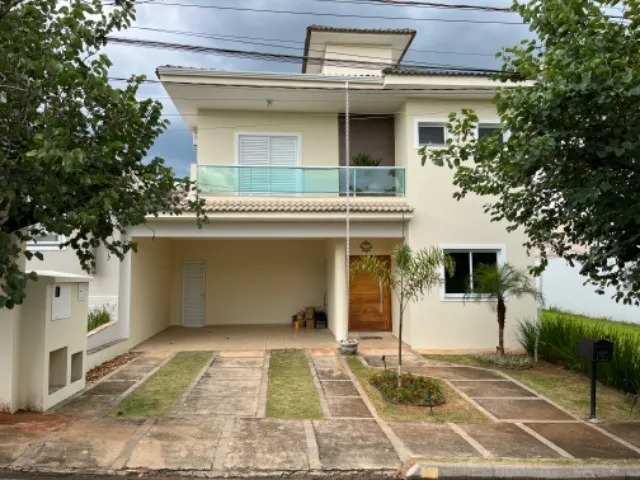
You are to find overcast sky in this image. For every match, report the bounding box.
[104,0,534,177]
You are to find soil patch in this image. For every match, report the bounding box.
[86,352,141,384]
[0,411,71,433]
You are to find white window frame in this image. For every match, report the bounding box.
[26,233,67,251]
[439,243,507,302]
[234,132,302,167]
[476,120,509,142]
[414,119,449,149]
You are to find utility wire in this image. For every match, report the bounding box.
[106,37,504,73]
[129,25,500,58]
[123,1,526,25]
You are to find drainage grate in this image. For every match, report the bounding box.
[358,336,383,340]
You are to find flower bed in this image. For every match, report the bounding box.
[370,370,446,406]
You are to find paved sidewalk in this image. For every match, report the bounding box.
[2,348,640,478]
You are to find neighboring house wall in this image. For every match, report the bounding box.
[541,257,640,324]
[397,99,537,351]
[168,239,327,326]
[197,110,339,167]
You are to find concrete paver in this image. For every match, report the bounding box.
[410,366,504,380]
[204,367,262,381]
[389,423,478,458]
[321,380,359,397]
[214,357,264,368]
[527,423,640,459]
[24,419,143,469]
[127,417,226,470]
[313,419,400,469]
[191,380,260,397]
[475,398,574,421]
[459,423,562,458]
[600,422,640,448]
[56,394,119,417]
[175,395,258,417]
[326,397,373,418]
[225,418,309,470]
[313,357,350,380]
[450,380,536,398]
[85,380,136,396]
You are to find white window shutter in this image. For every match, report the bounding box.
[238,135,269,193]
[238,135,298,194]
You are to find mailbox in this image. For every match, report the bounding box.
[578,338,614,362]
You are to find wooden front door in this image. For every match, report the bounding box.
[349,256,392,331]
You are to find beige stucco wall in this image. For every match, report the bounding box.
[169,239,327,326]
[129,238,172,347]
[398,99,537,351]
[197,110,339,167]
[322,44,391,76]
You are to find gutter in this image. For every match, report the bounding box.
[155,66,385,85]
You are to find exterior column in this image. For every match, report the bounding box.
[332,239,348,342]
[117,239,132,343]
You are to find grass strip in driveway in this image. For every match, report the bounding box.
[346,357,489,423]
[110,351,211,418]
[424,354,640,421]
[266,349,322,419]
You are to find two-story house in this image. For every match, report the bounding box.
[29,25,537,364]
[112,25,537,354]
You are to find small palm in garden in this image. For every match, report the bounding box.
[467,263,542,356]
[352,244,454,386]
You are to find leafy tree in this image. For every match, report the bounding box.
[0,0,204,308]
[352,244,453,385]
[465,263,541,355]
[422,0,640,305]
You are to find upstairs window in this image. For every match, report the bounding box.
[237,134,299,194]
[442,248,502,297]
[417,123,446,147]
[27,232,66,251]
[478,124,504,143]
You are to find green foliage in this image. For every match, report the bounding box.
[518,310,640,393]
[266,349,322,419]
[466,263,541,355]
[87,307,111,332]
[0,0,205,309]
[351,153,381,167]
[370,370,445,406]
[111,351,211,418]
[422,0,640,305]
[352,244,453,374]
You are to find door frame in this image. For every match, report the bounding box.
[182,260,206,327]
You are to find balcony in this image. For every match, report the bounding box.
[197,165,406,196]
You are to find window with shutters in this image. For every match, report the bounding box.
[237,134,300,194]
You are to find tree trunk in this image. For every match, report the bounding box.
[397,307,403,388]
[497,298,506,356]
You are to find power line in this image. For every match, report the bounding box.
[129,25,500,58]
[283,0,514,13]
[125,1,525,25]
[106,37,503,73]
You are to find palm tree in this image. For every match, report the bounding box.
[467,263,542,355]
[352,244,454,385]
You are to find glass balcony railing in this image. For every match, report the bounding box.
[197,165,406,196]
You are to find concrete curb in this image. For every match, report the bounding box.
[406,462,640,479]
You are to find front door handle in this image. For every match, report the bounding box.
[379,279,383,313]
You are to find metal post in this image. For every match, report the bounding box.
[589,359,597,420]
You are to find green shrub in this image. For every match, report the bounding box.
[518,310,640,393]
[88,307,111,332]
[370,370,445,406]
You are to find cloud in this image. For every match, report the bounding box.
[105,0,533,174]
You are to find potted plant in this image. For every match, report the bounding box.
[339,338,359,355]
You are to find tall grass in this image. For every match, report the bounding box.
[87,307,111,332]
[518,310,640,394]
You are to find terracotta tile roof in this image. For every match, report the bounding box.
[307,25,417,35]
[200,198,414,213]
[382,67,494,77]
